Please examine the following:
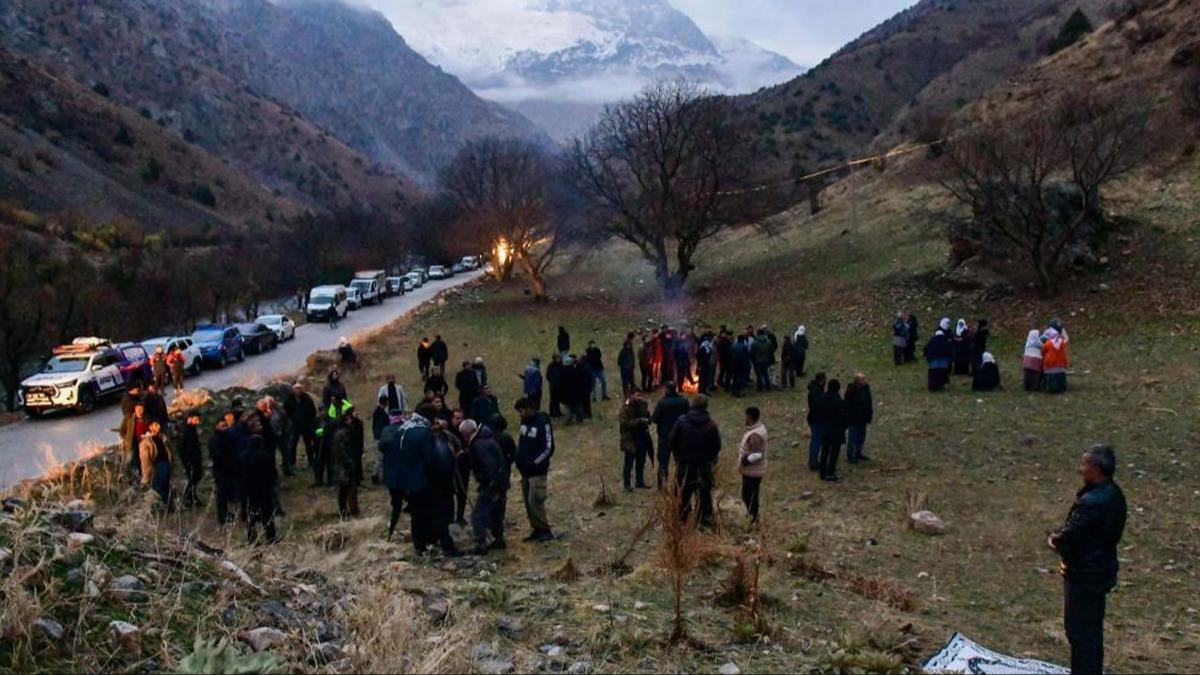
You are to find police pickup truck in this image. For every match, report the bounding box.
[17,338,152,416]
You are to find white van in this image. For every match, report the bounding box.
[307,285,349,322]
[352,270,386,305]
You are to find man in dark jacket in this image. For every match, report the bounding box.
[178,415,204,508]
[143,383,169,426]
[618,390,653,492]
[460,419,510,554]
[618,337,636,397]
[241,435,279,544]
[556,326,570,355]
[806,373,827,471]
[209,416,240,525]
[586,340,609,401]
[546,354,565,417]
[417,337,433,380]
[844,373,874,463]
[430,335,449,372]
[284,383,317,481]
[651,383,690,488]
[659,329,676,387]
[892,312,909,366]
[514,397,554,542]
[380,409,425,542]
[904,314,919,363]
[819,379,847,482]
[716,329,733,391]
[330,407,363,518]
[637,337,654,392]
[469,383,500,425]
[924,322,953,391]
[425,366,449,399]
[731,335,751,398]
[1049,445,1127,675]
[455,361,480,414]
[972,319,991,373]
[668,395,721,528]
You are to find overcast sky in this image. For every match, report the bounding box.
[672,0,918,66]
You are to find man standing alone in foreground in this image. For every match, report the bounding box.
[515,397,554,542]
[1048,444,1127,675]
[668,395,721,528]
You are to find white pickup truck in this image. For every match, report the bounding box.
[17,338,152,416]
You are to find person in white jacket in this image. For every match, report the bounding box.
[377,374,408,415]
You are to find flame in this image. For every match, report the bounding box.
[494,238,511,268]
[680,368,699,394]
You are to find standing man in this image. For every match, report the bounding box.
[793,326,809,378]
[818,379,847,482]
[382,405,433,546]
[556,326,571,355]
[209,416,240,525]
[469,383,500,426]
[460,419,509,555]
[178,415,204,508]
[167,345,187,394]
[586,340,608,402]
[637,336,654,393]
[241,436,279,544]
[120,403,151,480]
[138,419,174,510]
[431,334,449,374]
[417,337,433,381]
[904,314,919,363]
[617,337,636,398]
[521,357,543,411]
[455,360,480,414]
[514,397,554,542]
[285,383,317,480]
[668,395,721,528]
[806,373,827,472]
[618,389,653,492]
[650,382,689,489]
[892,312,909,366]
[844,373,874,463]
[150,345,168,392]
[546,354,564,417]
[716,329,733,392]
[737,407,767,524]
[143,383,169,426]
[1049,445,1127,675]
[378,374,407,416]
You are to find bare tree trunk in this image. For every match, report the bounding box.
[518,255,548,300]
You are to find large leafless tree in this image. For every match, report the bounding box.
[570,79,747,297]
[440,137,559,299]
[940,88,1145,294]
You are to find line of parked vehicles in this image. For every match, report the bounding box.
[15,257,483,419]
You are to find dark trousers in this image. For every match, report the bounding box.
[808,423,824,470]
[549,389,562,417]
[718,361,731,390]
[741,476,761,522]
[1024,368,1043,392]
[639,365,653,392]
[454,461,470,524]
[151,461,173,508]
[181,461,203,507]
[847,425,868,462]
[927,367,949,391]
[893,345,904,366]
[1065,578,1108,675]
[387,488,407,537]
[753,362,771,391]
[780,361,796,389]
[732,361,749,396]
[471,485,506,546]
[410,491,457,554]
[313,442,331,485]
[620,368,635,396]
[794,354,806,377]
[819,440,841,479]
[214,477,237,524]
[529,391,542,411]
[903,341,916,363]
[337,484,359,517]
[246,496,277,544]
[656,436,672,488]
[675,462,714,527]
[289,428,315,473]
[622,445,649,489]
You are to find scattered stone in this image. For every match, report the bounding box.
[720,662,742,675]
[550,625,570,646]
[259,600,298,626]
[108,621,141,657]
[633,601,647,611]
[799,491,814,501]
[0,547,11,563]
[219,560,263,592]
[243,626,287,652]
[220,607,242,627]
[181,580,214,595]
[591,603,610,613]
[109,575,148,601]
[470,644,514,674]
[498,616,525,640]
[567,661,593,675]
[51,510,94,533]
[33,617,64,641]
[67,532,95,548]
[66,567,85,586]
[540,644,565,658]
[313,642,343,663]
[64,499,91,512]
[910,510,948,535]
[917,571,931,580]
[423,597,450,622]
[86,581,101,598]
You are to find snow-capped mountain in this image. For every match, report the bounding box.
[371,0,803,139]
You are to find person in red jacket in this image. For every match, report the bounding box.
[1042,326,1070,394]
[166,346,187,393]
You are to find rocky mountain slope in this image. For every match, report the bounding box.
[733,0,1128,180]
[382,0,802,141]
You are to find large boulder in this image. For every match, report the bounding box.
[910,510,948,535]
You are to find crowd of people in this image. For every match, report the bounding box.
[908,314,1070,395]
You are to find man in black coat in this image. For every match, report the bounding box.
[417,337,433,380]
[142,383,169,425]
[241,435,279,544]
[454,361,480,414]
[818,379,846,482]
[546,354,565,417]
[651,383,690,488]
[514,398,555,542]
[431,335,449,372]
[844,373,874,463]
[904,314,919,363]
[284,383,317,480]
[460,419,510,555]
[667,395,721,528]
[209,415,241,525]
[178,415,204,508]
[1049,445,1127,675]
[806,373,827,471]
[556,326,570,355]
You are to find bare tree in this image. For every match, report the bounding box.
[439,137,560,299]
[571,79,747,297]
[940,89,1145,294]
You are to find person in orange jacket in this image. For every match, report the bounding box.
[166,346,187,393]
[1042,326,1070,394]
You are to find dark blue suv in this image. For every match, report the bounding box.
[190,324,245,368]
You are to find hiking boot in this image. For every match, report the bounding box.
[534,530,555,542]
[522,532,540,542]
[469,545,490,556]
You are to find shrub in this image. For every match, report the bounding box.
[1049,9,1093,54]
[140,157,162,183]
[113,125,134,147]
[91,81,110,98]
[189,182,217,207]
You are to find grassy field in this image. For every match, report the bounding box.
[299,166,1199,673]
[6,164,1196,673]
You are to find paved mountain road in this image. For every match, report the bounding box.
[0,273,480,491]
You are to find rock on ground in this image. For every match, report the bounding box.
[33,617,64,641]
[243,626,288,652]
[108,621,141,657]
[109,575,148,601]
[470,644,515,675]
[720,662,742,675]
[910,510,948,535]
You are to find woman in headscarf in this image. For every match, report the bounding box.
[792,325,809,379]
[923,319,953,391]
[972,352,1001,391]
[952,319,973,376]
[1022,329,1044,392]
[1042,327,1070,393]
